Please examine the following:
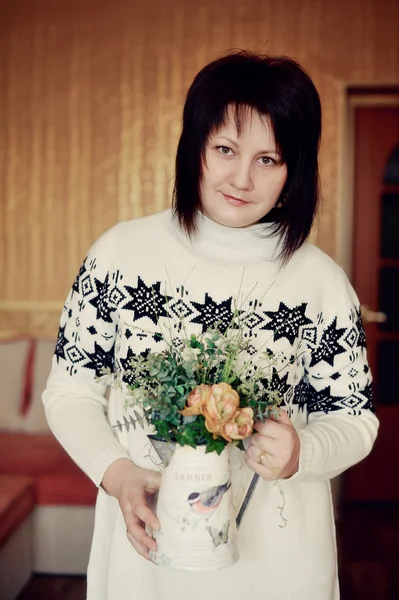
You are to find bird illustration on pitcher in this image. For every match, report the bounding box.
[187,481,231,516]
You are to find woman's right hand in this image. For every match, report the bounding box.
[102,457,162,560]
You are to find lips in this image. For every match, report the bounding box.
[222,193,248,207]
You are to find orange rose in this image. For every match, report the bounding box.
[180,384,210,416]
[220,407,254,442]
[202,382,240,438]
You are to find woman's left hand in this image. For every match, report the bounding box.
[245,409,300,480]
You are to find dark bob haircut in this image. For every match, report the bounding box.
[172,50,322,262]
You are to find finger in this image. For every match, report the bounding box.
[145,485,160,496]
[246,444,282,472]
[271,409,291,425]
[124,488,160,530]
[126,530,154,560]
[245,434,255,449]
[245,439,275,463]
[247,433,261,449]
[144,471,162,493]
[253,420,281,439]
[134,500,160,531]
[245,440,282,471]
[244,455,279,481]
[126,515,158,551]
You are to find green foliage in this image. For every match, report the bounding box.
[108,297,299,454]
[113,410,146,433]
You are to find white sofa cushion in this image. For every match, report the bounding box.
[0,339,31,431]
[24,340,55,433]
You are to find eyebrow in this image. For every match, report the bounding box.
[215,136,279,155]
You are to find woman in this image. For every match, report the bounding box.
[43,51,378,600]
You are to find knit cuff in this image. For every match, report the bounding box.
[90,444,131,487]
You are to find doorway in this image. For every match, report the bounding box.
[340,91,399,500]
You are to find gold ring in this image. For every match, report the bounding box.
[258,451,267,465]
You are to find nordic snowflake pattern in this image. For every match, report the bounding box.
[55,261,374,416]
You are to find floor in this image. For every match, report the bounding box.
[337,502,399,600]
[16,502,399,600]
[16,576,86,600]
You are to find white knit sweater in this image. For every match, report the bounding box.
[43,209,378,600]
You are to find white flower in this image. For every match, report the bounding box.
[181,346,201,362]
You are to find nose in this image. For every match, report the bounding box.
[229,159,253,191]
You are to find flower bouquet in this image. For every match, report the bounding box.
[116,314,290,571]
[123,324,284,452]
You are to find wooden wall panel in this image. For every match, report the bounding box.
[0,0,398,337]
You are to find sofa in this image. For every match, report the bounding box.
[0,338,97,600]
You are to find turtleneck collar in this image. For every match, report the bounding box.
[167,209,283,265]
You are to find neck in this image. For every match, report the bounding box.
[168,210,283,265]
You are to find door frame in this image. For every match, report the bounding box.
[336,85,399,276]
[336,89,399,500]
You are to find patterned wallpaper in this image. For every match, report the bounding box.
[1,0,399,337]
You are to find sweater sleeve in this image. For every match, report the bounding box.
[42,226,130,486]
[290,271,379,482]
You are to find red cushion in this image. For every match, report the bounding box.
[0,433,97,506]
[0,432,81,475]
[0,474,35,546]
[36,473,97,506]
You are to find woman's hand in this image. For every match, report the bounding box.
[102,458,162,560]
[245,409,300,480]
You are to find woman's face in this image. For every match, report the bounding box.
[200,108,288,228]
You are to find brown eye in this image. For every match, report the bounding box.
[259,157,276,166]
[217,146,233,155]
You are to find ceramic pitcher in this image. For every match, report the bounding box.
[147,437,239,572]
